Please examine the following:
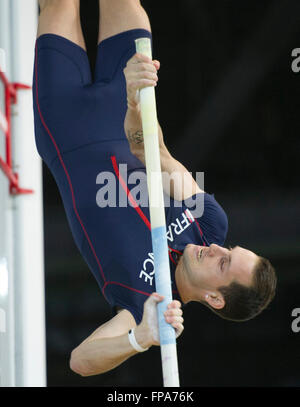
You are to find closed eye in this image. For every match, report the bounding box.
[220,247,234,272]
[221,255,231,272]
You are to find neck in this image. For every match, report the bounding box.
[175,254,208,304]
[175,256,191,304]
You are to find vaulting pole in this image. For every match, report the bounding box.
[135,38,180,387]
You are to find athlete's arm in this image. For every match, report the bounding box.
[124,53,203,201]
[69,293,184,377]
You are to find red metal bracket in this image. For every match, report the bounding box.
[0,69,33,195]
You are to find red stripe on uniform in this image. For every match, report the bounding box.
[111,155,151,230]
[102,281,152,297]
[102,281,180,301]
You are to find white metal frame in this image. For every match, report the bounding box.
[0,0,46,387]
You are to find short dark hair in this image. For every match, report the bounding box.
[205,256,277,322]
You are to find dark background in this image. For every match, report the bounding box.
[43,0,300,386]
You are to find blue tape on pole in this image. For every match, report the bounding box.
[152,226,176,346]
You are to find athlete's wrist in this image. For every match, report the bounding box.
[134,324,153,349]
[127,98,141,112]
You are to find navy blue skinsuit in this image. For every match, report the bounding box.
[32,29,228,324]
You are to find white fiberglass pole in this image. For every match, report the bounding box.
[135,38,180,387]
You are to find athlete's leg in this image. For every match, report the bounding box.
[34,0,92,165]
[37,0,86,51]
[98,0,151,44]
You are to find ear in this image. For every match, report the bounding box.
[205,292,225,310]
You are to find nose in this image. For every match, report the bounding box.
[209,244,227,256]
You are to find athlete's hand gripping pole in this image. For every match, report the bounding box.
[135,38,180,387]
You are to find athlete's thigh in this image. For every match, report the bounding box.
[37,0,86,51]
[98,0,151,44]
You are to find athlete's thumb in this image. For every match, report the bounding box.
[147,292,164,306]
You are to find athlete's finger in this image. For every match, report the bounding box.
[164,308,183,317]
[135,71,158,81]
[167,300,182,309]
[134,79,158,89]
[153,60,160,70]
[174,323,184,338]
[127,54,158,71]
[130,52,153,65]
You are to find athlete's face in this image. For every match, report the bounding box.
[182,244,258,303]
